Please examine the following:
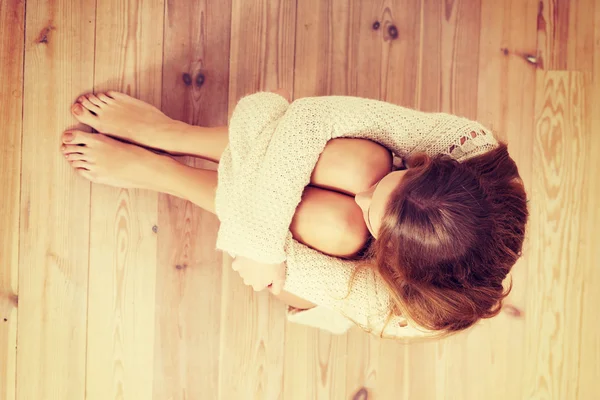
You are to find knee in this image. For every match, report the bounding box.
[352,141,393,192]
[322,194,371,258]
[290,187,370,258]
[336,203,371,258]
[271,88,291,102]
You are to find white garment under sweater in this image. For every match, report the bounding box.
[215,92,498,339]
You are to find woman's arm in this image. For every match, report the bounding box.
[216,93,496,265]
[215,93,496,335]
[282,235,433,338]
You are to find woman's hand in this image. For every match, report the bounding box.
[231,256,287,294]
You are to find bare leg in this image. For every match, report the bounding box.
[61,129,391,309]
[61,130,219,213]
[70,90,393,194]
[66,89,391,311]
[70,91,228,162]
[60,129,375,253]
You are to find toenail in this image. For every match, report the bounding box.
[63,132,74,142]
[72,104,83,115]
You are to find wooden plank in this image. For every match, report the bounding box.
[577,10,600,398]
[344,330,379,399]
[17,0,95,398]
[413,2,493,399]
[565,0,596,73]
[524,71,587,399]
[293,0,421,102]
[417,0,481,118]
[152,0,231,399]
[84,1,164,399]
[0,1,25,399]
[361,1,420,398]
[218,0,295,398]
[291,1,424,398]
[534,2,599,395]
[536,0,570,69]
[537,0,595,72]
[286,1,354,395]
[473,1,538,399]
[226,0,296,113]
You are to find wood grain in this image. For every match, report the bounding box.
[537,0,595,72]
[17,0,95,398]
[152,0,231,398]
[418,0,481,117]
[84,1,164,399]
[474,1,539,398]
[413,2,498,399]
[565,0,596,73]
[4,1,600,399]
[0,1,24,399]
[219,0,295,398]
[227,0,296,111]
[576,11,600,397]
[577,8,600,398]
[525,71,587,399]
[536,0,569,70]
[293,0,421,103]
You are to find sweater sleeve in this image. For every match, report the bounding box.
[282,233,434,338]
[217,95,497,264]
[282,232,390,329]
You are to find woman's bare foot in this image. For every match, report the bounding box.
[61,129,172,189]
[70,91,185,153]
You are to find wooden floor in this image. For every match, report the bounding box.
[1,0,599,399]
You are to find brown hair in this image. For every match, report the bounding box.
[361,143,528,334]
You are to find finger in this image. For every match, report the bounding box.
[231,259,241,272]
[252,283,266,292]
[269,263,286,295]
[243,275,263,291]
[269,277,285,295]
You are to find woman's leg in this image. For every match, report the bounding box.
[70,90,229,162]
[61,130,374,310]
[61,130,219,212]
[62,129,371,256]
[70,90,393,195]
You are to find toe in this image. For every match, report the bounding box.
[62,130,95,146]
[78,96,101,114]
[106,90,128,101]
[76,168,96,182]
[61,143,86,154]
[70,160,90,170]
[65,152,90,162]
[97,93,114,104]
[71,103,98,125]
[86,94,104,107]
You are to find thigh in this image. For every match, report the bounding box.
[289,186,370,259]
[310,138,393,195]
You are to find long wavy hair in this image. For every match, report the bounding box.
[358,143,528,334]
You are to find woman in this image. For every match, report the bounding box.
[61,88,528,338]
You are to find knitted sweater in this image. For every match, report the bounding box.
[215,92,498,338]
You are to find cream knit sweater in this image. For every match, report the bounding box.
[215,92,498,339]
